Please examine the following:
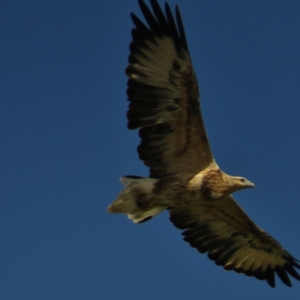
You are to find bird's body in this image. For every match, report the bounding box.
[107,0,300,287]
[108,166,255,222]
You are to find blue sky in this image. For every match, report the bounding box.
[2,0,300,299]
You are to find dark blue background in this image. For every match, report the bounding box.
[2,0,300,299]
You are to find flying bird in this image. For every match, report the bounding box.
[107,0,300,287]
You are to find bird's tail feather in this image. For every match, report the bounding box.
[107,176,165,223]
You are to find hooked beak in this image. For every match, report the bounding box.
[244,180,255,188]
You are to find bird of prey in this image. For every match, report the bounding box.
[107,0,300,287]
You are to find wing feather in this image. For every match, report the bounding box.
[170,195,300,287]
[127,0,215,178]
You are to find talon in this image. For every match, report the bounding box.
[136,195,152,208]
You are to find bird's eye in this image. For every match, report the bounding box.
[240,178,245,182]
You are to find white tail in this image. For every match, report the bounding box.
[107,176,165,223]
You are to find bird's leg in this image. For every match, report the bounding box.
[135,194,152,208]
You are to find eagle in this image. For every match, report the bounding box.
[107,0,300,287]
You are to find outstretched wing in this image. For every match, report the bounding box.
[170,195,300,287]
[126,0,216,178]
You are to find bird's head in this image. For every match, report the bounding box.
[226,176,255,193]
[199,170,255,199]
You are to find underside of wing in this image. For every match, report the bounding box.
[169,195,300,287]
[127,0,215,178]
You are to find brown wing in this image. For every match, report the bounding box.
[126,0,215,178]
[170,195,300,287]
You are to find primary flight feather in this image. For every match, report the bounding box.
[107,0,300,287]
